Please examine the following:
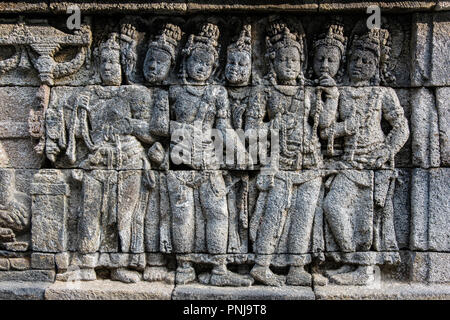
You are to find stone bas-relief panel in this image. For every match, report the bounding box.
[0,8,449,299]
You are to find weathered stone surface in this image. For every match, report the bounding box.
[55,252,70,271]
[430,12,450,85]
[9,258,30,271]
[436,87,450,166]
[0,270,55,282]
[411,88,440,168]
[428,168,450,251]
[0,258,10,271]
[0,88,43,168]
[31,253,55,270]
[411,13,433,86]
[410,252,450,284]
[31,170,69,252]
[45,280,174,300]
[0,2,448,300]
[319,1,437,11]
[315,282,450,300]
[173,284,315,300]
[0,281,50,300]
[410,168,450,251]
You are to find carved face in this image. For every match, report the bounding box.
[99,48,121,86]
[348,48,378,84]
[313,45,341,78]
[225,50,251,85]
[186,48,215,82]
[143,48,172,84]
[273,46,301,84]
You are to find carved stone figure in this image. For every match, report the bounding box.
[0,159,30,251]
[247,20,327,286]
[224,24,252,254]
[167,23,253,287]
[320,28,409,285]
[45,33,160,283]
[124,22,182,283]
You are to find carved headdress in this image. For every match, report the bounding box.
[180,22,221,82]
[351,27,390,59]
[265,20,304,60]
[148,23,182,61]
[350,27,395,84]
[99,33,121,52]
[308,23,347,83]
[265,19,305,85]
[228,24,251,55]
[312,23,347,57]
[182,22,220,58]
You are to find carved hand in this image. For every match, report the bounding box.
[373,147,392,169]
[344,116,359,135]
[120,23,138,43]
[77,94,90,110]
[45,140,60,162]
[319,74,337,87]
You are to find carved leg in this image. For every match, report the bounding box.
[286,178,322,286]
[117,170,142,253]
[250,180,289,286]
[322,174,358,252]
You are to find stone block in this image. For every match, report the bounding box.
[31,253,55,270]
[0,270,55,282]
[173,284,315,300]
[410,252,450,284]
[428,168,450,251]
[314,282,450,300]
[31,170,70,252]
[9,257,31,271]
[55,252,70,271]
[0,258,10,271]
[411,13,433,86]
[436,87,450,166]
[410,169,429,250]
[428,252,450,284]
[0,87,43,168]
[430,12,450,86]
[410,168,450,251]
[411,88,440,168]
[0,282,50,300]
[45,280,174,300]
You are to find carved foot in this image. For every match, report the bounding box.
[312,273,329,286]
[209,270,254,287]
[286,266,312,286]
[143,266,174,284]
[176,266,196,285]
[0,227,15,242]
[56,268,97,281]
[324,264,353,278]
[250,265,285,287]
[329,266,374,286]
[111,268,142,283]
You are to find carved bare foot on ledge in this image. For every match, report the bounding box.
[111,268,142,283]
[143,266,174,284]
[250,265,286,287]
[286,266,312,286]
[329,266,375,286]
